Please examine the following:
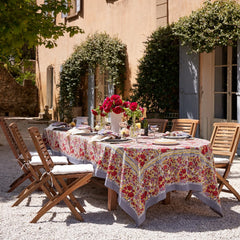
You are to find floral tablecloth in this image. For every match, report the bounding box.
[43,128,223,226]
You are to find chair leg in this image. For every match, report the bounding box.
[58,178,85,213]
[31,193,84,223]
[7,172,33,193]
[217,167,231,193]
[216,172,240,201]
[30,173,92,223]
[185,190,193,200]
[12,176,54,207]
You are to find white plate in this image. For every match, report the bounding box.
[164,135,190,139]
[76,132,96,136]
[104,138,131,143]
[153,139,179,145]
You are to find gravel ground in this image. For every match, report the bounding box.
[1,118,240,240]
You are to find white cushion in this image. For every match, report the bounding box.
[51,164,94,175]
[214,156,229,164]
[30,156,68,166]
[30,150,52,156]
[51,156,69,165]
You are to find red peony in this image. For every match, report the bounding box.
[123,101,130,108]
[100,112,107,117]
[139,107,144,114]
[111,95,121,101]
[112,106,124,114]
[114,98,123,106]
[129,102,138,111]
[91,109,98,116]
[102,99,113,113]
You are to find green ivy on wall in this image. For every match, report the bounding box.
[59,32,127,121]
[173,0,240,53]
[131,25,179,114]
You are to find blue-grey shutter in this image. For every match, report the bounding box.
[179,44,200,135]
[88,69,95,128]
[61,0,68,18]
[76,0,81,13]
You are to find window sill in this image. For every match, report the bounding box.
[66,12,79,21]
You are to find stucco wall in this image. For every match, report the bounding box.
[169,0,240,23]
[36,0,157,115]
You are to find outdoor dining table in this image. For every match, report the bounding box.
[43,127,223,226]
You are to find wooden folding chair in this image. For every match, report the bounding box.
[9,123,56,206]
[186,122,240,201]
[28,126,93,223]
[9,123,69,207]
[171,118,199,137]
[0,117,34,192]
[147,119,168,133]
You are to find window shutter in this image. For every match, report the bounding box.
[61,0,68,18]
[76,0,81,13]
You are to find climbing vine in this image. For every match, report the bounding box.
[58,32,127,120]
[173,0,240,53]
[131,25,179,113]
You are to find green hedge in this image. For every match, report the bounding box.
[131,25,179,113]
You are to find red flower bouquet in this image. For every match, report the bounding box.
[91,95,125,116]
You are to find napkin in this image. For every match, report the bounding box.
[88,135,112,143]
[66,127,91,136]
[163,131,191,138]
[89,130,120,143]
[47,122,68,130]
[51,122,68,127]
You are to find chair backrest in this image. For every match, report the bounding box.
[147,119,168,133]
[210,122,240,163]
[28,126,54,172]
[9,123,32,162]
[171,118,199,137]
[0,117,20,158]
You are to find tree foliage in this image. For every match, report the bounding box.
[131,25,179,113]
[173,0,240,53]
[0,0,83,61]
[59,32,127,120]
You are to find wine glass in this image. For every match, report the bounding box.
[149,125,159,138]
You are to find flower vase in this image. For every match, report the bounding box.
[130,125,138,138]
[99,116,106,130]
[129,114,138,138]
[95,116,106,131]
[110,112,122,133]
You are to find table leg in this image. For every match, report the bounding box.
[108,188,118,210]
[162,192,171,204]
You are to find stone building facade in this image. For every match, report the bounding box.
[0,65,39,117]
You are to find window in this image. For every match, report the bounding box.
[214,45,237,121]
[62,0,81,19]
[44,0,55,21]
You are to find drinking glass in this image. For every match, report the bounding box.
[149,125,159,138]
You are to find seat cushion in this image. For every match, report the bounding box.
[214,156,229,164]
[30,150,52,156]
[30,156,68,166]
[51,164,94,175]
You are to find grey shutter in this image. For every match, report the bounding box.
[179,45,200,134]
[88,69,95,128]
